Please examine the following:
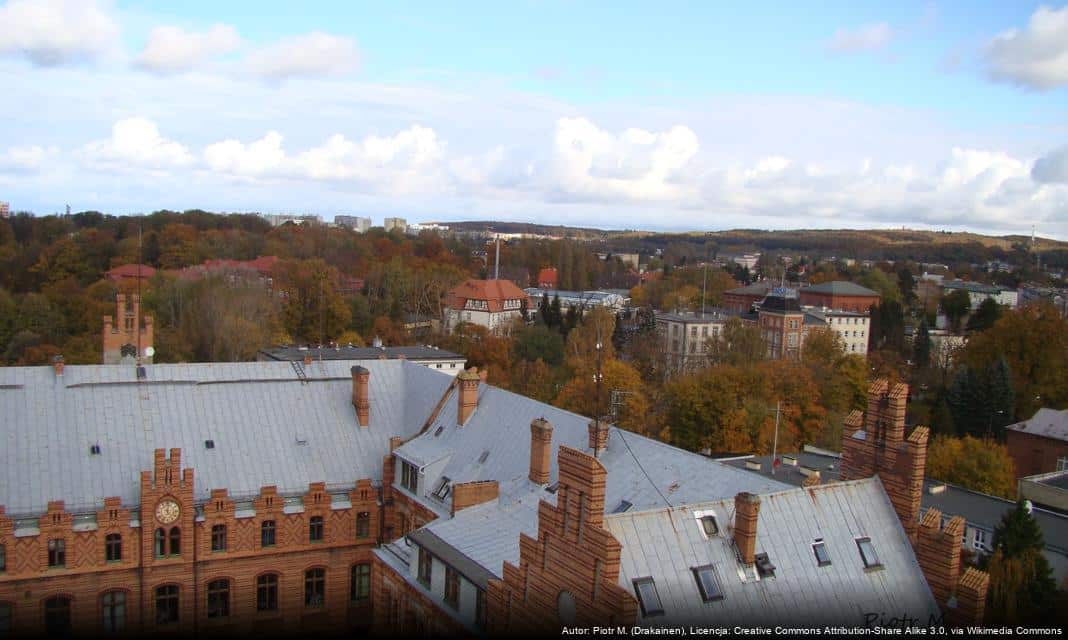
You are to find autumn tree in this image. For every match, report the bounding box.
[925,435,1016,498]
[554,359,649,434]
[913,319,931,369]
[966,297,1002,332]
[706,317,765,367]
[564,307,616,372]
[273,258,351,343]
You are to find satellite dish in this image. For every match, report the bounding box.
[144,346,155,357]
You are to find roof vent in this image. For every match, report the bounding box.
[928,484,946,495]
[205,440,215,449]
[89,444,101,455]
[745,460,762,471]
[478,450,490,464]
[434,426,444,437]
[136,365,146,380]
[295,434,308,446]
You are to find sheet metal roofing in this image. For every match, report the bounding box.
[258,344,463,362]
[1007,407,1068,442]
[0,360,454,516]
[801,281,880,297]
[605,478,940,627]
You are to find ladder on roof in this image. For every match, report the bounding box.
[291,359,309,385]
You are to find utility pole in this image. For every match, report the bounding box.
[771,400,781,476]
[494,234,501,280]
[594,325,604,458]
[136,222,143,366]
[701,262,708,317]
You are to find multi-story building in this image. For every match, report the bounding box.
[756,289,805,360]
[443,279,530,335]
[1006,408,1068,478]
[258,344,467,377]
[941,280,1018,310]
[0,201,10,219]
[803,307,869,356]
[798,281,881,313]
[383,218,407,234]
[722,281,773,313]
[334,215,371,233]
[262,213,322,227]
[102,294,154,365]
[655,310,727,373]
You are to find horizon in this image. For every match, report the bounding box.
[0,1,1066,237]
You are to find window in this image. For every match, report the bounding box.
[755,553,776,578]
[350,564,371,602]
[207,579,229,619]
[44,596,71,635]
[305,568,326,608]
[0,602,10,635]
[697,514,719,537]
[356,512,370,538]
[692,565,724,602]
[1058,456,1068,472]
[168,528,180,556]
[432,477,451,501]
[257,574,278,611]
[155,585,179,625]
[813,540,831,567]
[475,589,487,630]
[101,590,126,632]
[417,547,432,588]
[309,516,324,542]
[444,566,460,610]
[211,524,227,552]
[856,537,882,569]
[399,460,418,493]
[105,534,122,562]
[47,539,65,567]
[632,577,664,617]
[0,544,5,573]
[155,528,166,557]
[261,521,276,547]
[972,529,990,553]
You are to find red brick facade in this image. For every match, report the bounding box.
[0,449,381,636]
[1006,429,1068,478]
[102,293,153,365]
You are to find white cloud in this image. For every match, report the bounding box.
[136,24,241,74]
[0,145,57,172]
[826,22,894,53]
[1033,145,1068,183]
[81,117,194,171]
[245,32,358,81]
[0,0,119,66]
[204,132,286,177]
[984,5,1068,89]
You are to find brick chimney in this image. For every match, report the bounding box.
[351,366,370,427]
[733,492,761,565]
[457,368,480,425]
[587,420,609,455]
[916,509,963,608]
[52,354,64,376]
[451,480,499,516]
[529,418,553,484]
[303,354,313,366]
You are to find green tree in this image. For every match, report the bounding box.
[940,288,972,333]
[946,359,1015,439]
[913,319,931,369]
[513,324,565,366]
[984,502,1058,624]
[858,268,901,305]
[966,297,1002,332]
[897,267,916,307]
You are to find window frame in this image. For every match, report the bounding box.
[256,574,279,612]
[105,533,122,562]
[432,477,452,501]
[475,589,487,630]
[356,512,370,538]
[154,528,166,557]
[812,540,832,567]
[309,516,324,543]
[154,584,180,625]
[101,590,126,632]
[47,538,66,568]
[350,564,371,602]
[261,520,277,548]
[632,577,664,617]
[444,566,460,610]
[0,601,11,635]
[168,527,181,556]
[43,596,72,634]
[304,568,326,609]
[207,579,230,619]
[856,537,882,570]
[417,547,432,588]
[692,565,725,603]
[694,511,719,539]
[211,524,227,552]
[0,543,5,573]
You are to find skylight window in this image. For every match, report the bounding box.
[813,539,831,567]
[694,512,719,538]
[432,477,452,501]
[612,500,632,514]
[434,426,444,437]
[632,577,664,616]
[692,565,724,602]
[204,440,215,449]
[856,537,881,569]
[89,444,101,455]
[546,482,559,494]
[478,450,490,464]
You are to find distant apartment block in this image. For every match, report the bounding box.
[262,213,322,227]
[941,280,1018,310]
[0,201,9,219]
[335,215,371,233]
[405,222,449,235]
[383,217,407,233]
[803,307,869,355]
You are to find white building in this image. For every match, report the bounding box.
[263,213,322,227]
[384,217,408,233]
[444,279,530,335]
[802,307,869,356]
[524,288,629,313]
[655,310,728,373]
[941,280,1018,310]
[335,215,371,233]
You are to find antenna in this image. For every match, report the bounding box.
[771,400,781,475]
[701,262,707,317]
[136,221,142,366]
[594,324,604,458]
[494,234,501,280]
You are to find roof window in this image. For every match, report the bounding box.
[755,553,776,578]
[856,537,882,569]
[432,477,452,501]
[89,444,102,455]
[612,500,632,514]
[695,512,719,538]
[813,539,831,566]
[692,565,724,602]
[204,440,215,449]
[632,577,664,616]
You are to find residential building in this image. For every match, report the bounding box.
[799,281,881,313]
[941,280,1018,310]
[262,213,321,227]
[0,201,10,219]
[523,288,628,313]
[105,263,157,284]
[383,217,407,233]
[803,307,869,356]
[731,253,760,270]
[443,279,530,335]
[722,280,773,313]
[1020,284,1068,317]
[1006,408,1068,478]
[405,223,449,235]
[536,267,558,289]
[102,294,153,365]
[334,215,371,233]
[756,289,805,360]
[257,344,466,376]
[655,310,727,373]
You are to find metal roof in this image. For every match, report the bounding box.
[0,360,454,516]
[655,310,729,324]
[801,281,880,297]
[1006,407,1068,442]
[258,345,464,362]
[605,478,940,626]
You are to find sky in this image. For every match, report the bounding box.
[0,1,1066,237]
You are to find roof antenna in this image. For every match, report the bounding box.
[136,221,142,367]
[594,324,604,459]
[494,234,500,280]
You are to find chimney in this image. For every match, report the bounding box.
[457,368,480,425]
[52,355,64,376]
[587,419,609,455]
[351,366,370,427]
[529,418,553,484]
[303,354,313,367]
[733,492,761,565]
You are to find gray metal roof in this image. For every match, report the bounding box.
[655,310,729,324]
[606,478,941,626]
[801,281,880,297]
[258,344,463,362]
[0,360,454,515]
[1007,407,1068,442]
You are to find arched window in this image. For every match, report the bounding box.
[309,516,324,542]
[155,585,179,625]
[211,524,227,552]
[43,596,71,635]
[47,539,65,567]
[101,590,126,632]
[304,568,325,608]
[168,528,181,556]
[206,579,230,618]
[256,574,278,611]
[154,528,166,557]
[105,534,122,562]
[261,521,276,547]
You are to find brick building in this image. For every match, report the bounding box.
[104,263,156,284]
[1006,408,1068,477]
[756,289,805,360]
[102,294,154,365]
[799,281,881,312]
[722,281,773,313]
[536,267,558,289]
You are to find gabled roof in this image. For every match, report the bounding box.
[0,360,454,515]
[1007,407,1068,442]
[447,279,530,312]
[606,478,940,626]
[801,281,880,297]
[725,281,774,297]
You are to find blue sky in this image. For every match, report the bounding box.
[0,0,1066,236]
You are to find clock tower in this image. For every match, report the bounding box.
[140,448,195,632]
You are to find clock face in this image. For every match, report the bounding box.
[155,499,180,525]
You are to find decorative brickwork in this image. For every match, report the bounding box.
[946,568,990,626]
[484,446,639,635]
[916,509,964,608]
[102,293,153,365]
[587,420,609,454]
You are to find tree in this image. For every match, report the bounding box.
[273,258,351,343]
[925,435,1016,498]
[870,300,905,352]
[897,267,916,307]
[967,297,1002,332]
[564,307,616,371]
[946,360,1015,439]
[707,317,765,367]
[940,288,972,333]
[913,319,931,369]
[513,324,565,367]
[858,268,901,306]
[984,502,1058,624]
[554,358,649,434]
